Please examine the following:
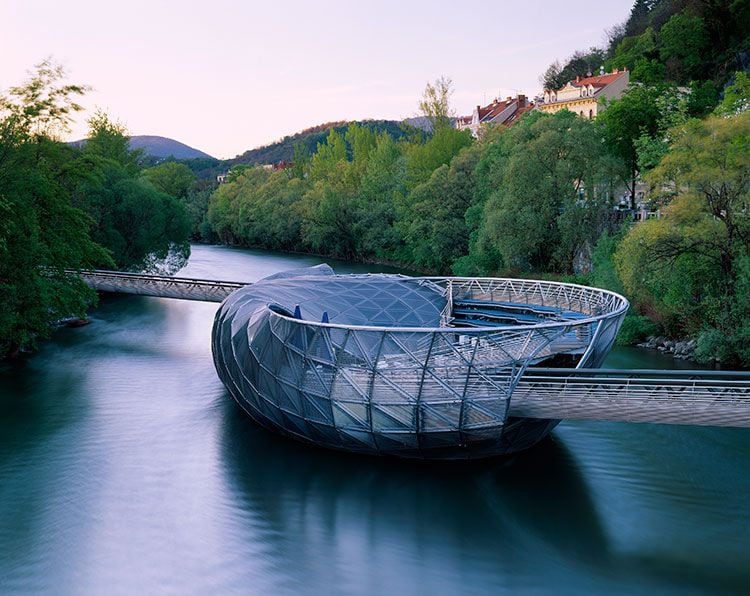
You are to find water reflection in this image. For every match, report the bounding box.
[219,396,613,593]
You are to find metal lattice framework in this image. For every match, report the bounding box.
[210,266,629,458]
[73,266,750,460]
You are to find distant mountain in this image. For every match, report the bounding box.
[226,119,422,168]
[70,135,215,160]
[127,136,214,160]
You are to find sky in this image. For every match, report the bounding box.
[2,0,633,159]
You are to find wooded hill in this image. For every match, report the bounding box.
[224,119,417,168]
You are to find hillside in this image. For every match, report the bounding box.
[128,135,215,159]
[225,119,420,167]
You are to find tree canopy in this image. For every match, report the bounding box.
[0,62,195,357]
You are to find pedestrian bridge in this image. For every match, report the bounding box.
[73,269,750,431]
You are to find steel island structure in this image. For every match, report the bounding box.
[211,265,627,458]
[77,266,750,460]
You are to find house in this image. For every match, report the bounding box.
[538,68,630,119]
[456,94,534,136]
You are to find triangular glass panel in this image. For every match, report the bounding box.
[332,401,369,431]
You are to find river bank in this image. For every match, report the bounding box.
[638,336,699,360]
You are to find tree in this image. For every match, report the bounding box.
[83,110,141,174]
[400,144,482,273]
[541,60,563,90]
[0,61,110,358]
[142,161,196,200]
[290,141,310,178]
[418,76,455,131]
[467,111,619,274]
[74,112,191,272]
[354,133,406,258]
[659,12,709,82]
[405,126,472,188]
[624,0,656,37]
[300,168,358,259]
[715,72,750,117]
[597,85,662,208]
[604,21,627,57]
[607,27,657,75]
[0,58,89,139]
[616,111,750,361]
[647,112,750,300]
[309,128,347,181]
[542,49,606,90]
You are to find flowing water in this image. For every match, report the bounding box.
[1,245,748,595]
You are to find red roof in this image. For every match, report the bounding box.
[571,71,627,89]
[476,95,531,124]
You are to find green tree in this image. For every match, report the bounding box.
[608,27,657,74]
[142,161,196,200]
[647,112,750,300]
[290,141,310,178]
[597,84,662,208]
[300,166,358,258]
[616,111,750,361]
[83,110,141,174]
[659,12,709,82]
[468,111,619,274]
[405,126,473,188]
[353,133,406,258]
[625,0,656,36]
[400,144,482,273]
[418,76,455,131]
[542,48,606,90]
[309,128,347,181]
[75,113,191,272]
[715,72,750,117]
[0,61,111,358]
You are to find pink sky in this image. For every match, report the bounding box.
[2,0,632,159]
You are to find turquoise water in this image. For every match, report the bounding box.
[1,245,748,595]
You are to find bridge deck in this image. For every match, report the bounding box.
[72,269,750,429]
[510,368,750,427]
[74,269,247,302]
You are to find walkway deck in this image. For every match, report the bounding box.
[510,368,750,428]
[74,269,246,302]
[73,269,750,429]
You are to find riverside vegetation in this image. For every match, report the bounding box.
[0,61,191,357]
[1,0,749,365]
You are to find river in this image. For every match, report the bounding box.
[1,244,748,595]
